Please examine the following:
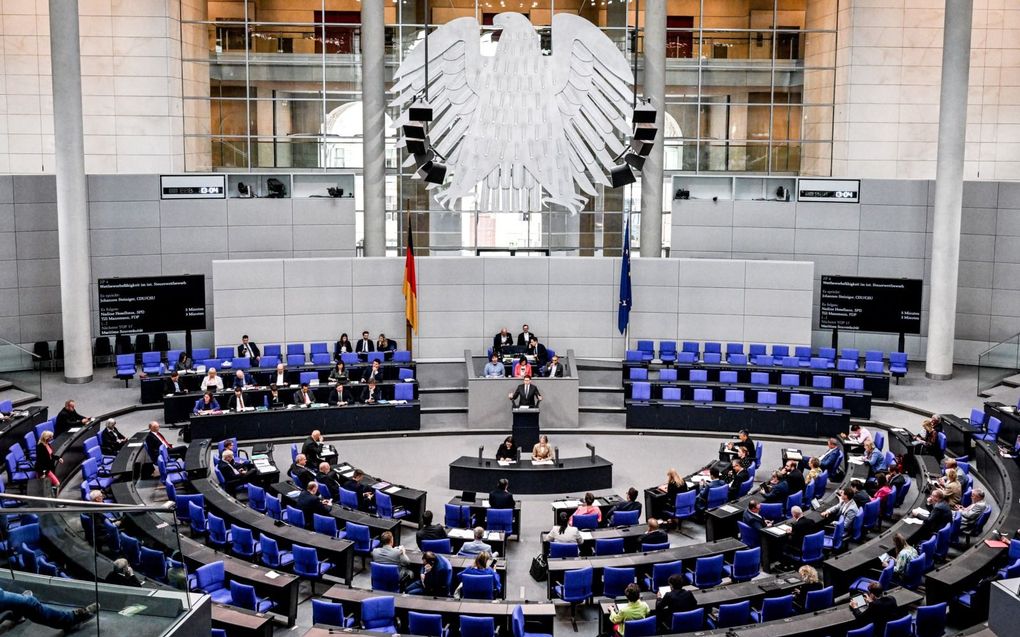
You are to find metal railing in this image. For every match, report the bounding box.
[977,332,1020,395]
[0,336,42,400]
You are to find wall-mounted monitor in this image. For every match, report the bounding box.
[819,275,922,334]
[98,275,206,335]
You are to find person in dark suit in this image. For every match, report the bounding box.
[852,583,905,636]
[316,462,343,498]
[508,376,542,407]
[762,471,791,505]
[163,371,185,395]
[488,478,515,509]
[415,510,448,549]
[919,489,953,538]
[296,482,332,525]
[35,430,61,487]
[728,458,750,500]
[545,355,565,378]
[637,518,669,546]
[293,383,315,406]
[99,418,127,456]
[742,499,767,533]
[724,430,756,461]
[516,324,535,347]
[343,469,375,511]
[610,487,642,521]
[230,369,254,390]
[527,337,548,367]
[787,506,818,546]
[302,431,325,467]
[782,459,806,495]
[695,467,727,511]
[362,360,384,383]
[237,335,260,365]
[288,454,316,489]
[328,383,351,406]
[418,552,452,596]
[266,384,284,409]
[656,574,696,631]
[226,387,249,412]
[355,330,375,355]
[217,449,252,494]
[376,333,397,352]
[105,559,141,587]
[361,379,381,404]
[55,400,92,434]
[334,333,353,360]
[144,421,187,463]
[493,329,514,355]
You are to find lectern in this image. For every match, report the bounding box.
[512,407,540,451]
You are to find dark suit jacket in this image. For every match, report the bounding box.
[230,373,254,389]
[302,437,324,466]
[163,377,184,394]
[517,332,535,347]
[217,459,246,492]
[509,383,541,408]
[361,385,382,404]
[266,393,284,409]
[35,442,57,475]
[144,431,171,463]
[794,580,824,609]
[488,489,515,509]
[343,479,374,510]
[789,515,818,545]
[237,342,260,360]
[296,490,331,523]
[764,480,791,504]
[376,339,397,352]
[289,463,316,488]
[493,333,514,353]
[785,469,806,495]
[334,341,353,357]
[227,393,250,411]
[316,471,343,499]
[638,529,669,546]
[100,427,126,455]
[355,339,375,354]
[362,367,384,383]
[328,386,351,405]
[55,407,86,434]
[920,501,953,538]
[857,595,905,635]
[728,469,750,499]
[528,343,548,366]
[657,588,697,630]
[193,397,220,413]
[546,362,565,378]
[742,509,765,532]
[292,389,315,405]
[415,524,449,549]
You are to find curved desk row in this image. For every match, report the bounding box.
[331,460,427,527]
[266,479,404,543]
[447,496,522,539]
[626,400,849,440]
[448,455,613,495]
[544,537,746,598]
[187,401,420,441]
[540,525,648,556]
[623,380,872,419]
[622,361,891,400]
[550,494,625,526]
[0,405,48,461]
[322,585,556,634]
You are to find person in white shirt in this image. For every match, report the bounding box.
[200,368,223,392]
[273,363,287,386]
[547,512,582,544]
[842,423,872,446]
[293,383,314,406]
[483,354,505,378]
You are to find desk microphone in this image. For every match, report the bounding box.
[554,446,560,467]
[586,442,596,462]
[478,446,484,465]
[516,447,522,462]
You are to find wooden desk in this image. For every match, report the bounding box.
[269,480,404,544]
[626,400,850,437]
[540,525,647,556]
[550,494,624,526]
[449,455,613,495]
[333,460,427,527]
[448,496,523,539]
[188,401,421,441]
[0,405,48,460]
[212,603,274,637]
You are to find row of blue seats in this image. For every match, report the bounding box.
[116,348,413,380]
[629,367,869,392]
[300,598,545,637]
[631,382,848,410]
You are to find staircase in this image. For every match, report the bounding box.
[0,337,42,407]
[578,359,625,427]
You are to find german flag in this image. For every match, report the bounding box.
[403,222,418,334]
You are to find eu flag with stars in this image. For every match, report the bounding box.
[618,217,632,334]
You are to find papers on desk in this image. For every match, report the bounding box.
[392,400,408,404]
[579,531,594,541]
[497,460,516,466]
[891,428,909,434]
[554,500,582,509]
[775,524,792,533]
[480,499,490,508]
[784,449,803,461]
[718,505,738,514]
[658,586,671,597]
[68,427,81,434]
[485,532,501,541]
[252,457,274,473]
[517,406,531,410]
[911,507,930,519]
[879,553,891,563]
[127,442,143,448]
[286,490,301,499]
[373,482,391,490]
[265,571,281,580]
[447,528,473,539]
[156,522,169,529]
[532,459,554,465]
[762,525,787,537]
[383,486,400,495]
[340,470,355,478]
[902,517,923,525]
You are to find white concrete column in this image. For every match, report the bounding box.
[925,0,973,380]
[49,0,93,384]
[361,0,387,256]
[639,0,666,258]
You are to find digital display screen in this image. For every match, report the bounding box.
[98,275,206,335]
[819,276,922,334]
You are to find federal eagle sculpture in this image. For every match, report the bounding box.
[391,12,636,215]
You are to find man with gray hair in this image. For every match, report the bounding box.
[458,527,494,556]
[960,488,989,534]
[105,558,141,587]
[99,418,126,455]
[786,505,817,545]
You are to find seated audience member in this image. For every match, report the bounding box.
[941,468,962,507]
[221,440,251,468]
[328,382,351,406]
[267,384,284,408]
[842,423,872,447]
[483,354,506,378]
[416,510,448,548]
[362,359,384,383]
[570,492,602,525]
[231,368,253,389]
[237,334,260,365]
[493,328,514,355]
[863,441,887,476]
[334,333,353,360]
[821,488,859,535]
[548,512,582,544]
[805,457,823,484]
[942,458,972,493]
[355,330,375,355]
[793,566,824,609]
[172,351,193,372]
[695,467,727,511]
[459,552,501,597]
[611,487,642,519]
[725,429,757,459]
[532,434,552,460]
[742,499,768,533]
[527,336,548,367]
[761,471,790,505]
[728,458,750,500]
[296,481,332,524]
[289,453,316,489]
[362,379,381,404]
[226,387,249,412]
[328,361,348,384]
[302,430,325,467]
[376,333,397,352]
[871,473,893,505]
[218,449,252,493]
[416,551,452,596]
[144,421,187,475]
[545,354,565,378]
[660,468,689,505]
[460,527,494,556]
[343,468,375,511]
[813,437,843,475]
[656,574,696,631]
[293,383,315,406]
[850,480,870,508]
[517,324,535,347]
[787,506,816,544]
[272,363,287,387]
[372,531,414,590]
[316,462,343,498]
[918,489,953,538]
[781,459,806,495]
[917,416,944,461]
[512,355,531,378]
[638,518,669,547]
[105,558,141,587]
[609,584,650,635]
[193,391,220,414]
[495,436,517,461]
[489,478,515,509]
[55,399,93,432]
[163,371,185,395]
[99,418,127,456]
[200,368,223,392]
[960,488,990,533]
[884,532,918,578]
[0,585,98,630]
[851,583,906,636]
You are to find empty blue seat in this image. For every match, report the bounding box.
[659,368,677,381]
[771,345,789,358]
[790,394,810,408]
[631,382,651,401]
[844,377,864,391]
[719,370,737,383]
[629,367,648,380]
[636,340,655,361]
[703,352,722,364]
[865,360,884,373]
[690,369,708,382]
[677,351,696,364]
[263,344,281,357]
[823,395,843,410]
[757,391,777,406]
[625,350,643,362]
[724,389,744,403]
[781,356,800,368]
[748,344,766,357]
[693,388,712,402]
[662,388,681,402]
[750,372,768,385]
[659,341,677,363]
[754,354,773,366]
[726,343,744,359]
[729,353,747,365]
[812,375,832,388]
[780,373,799,387]
[287,354,305,366]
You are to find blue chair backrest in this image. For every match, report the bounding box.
[823,395,843,410]
[682,341,699,354]
[754,354,773,366]
[724,389,744,403]
[461,573,496,600]
[611,509,640,526]
[772,345,790,358]
[561,566,593,599]
[346,522,373,551]
[782,356,800,368]
[692,554,723,587]
[790,393,810,407]
[623,617,656,637]
[362,596,396,630]
[846,624,874,637]
[805,586,833,611]
[659,368,677,381]
[737,521,760,548]
[550,542,579,558]
[717,601,750,628]
[629,367,648,380]
[884,615,912,637]
[902,554,926,589]
[690,369,708,383]
[670,609,704,633]
[662,387,681,401]
[729,353,747,365]
[675,490,696,517]
[760,503,784,521]
[757,391,778,405]
[730,547,760,581]
[726,343,743,356]
[595,538,624,556]
[677,352,696,364]
[572,513,598,530]
[759,594,794,621]
[812,375,832,388]
[795,346,812,360]
[706,485,728,509]
[631,382,651,401]
[421,538,452,554]
[874,431,885,451]
[914,603,947,637]
[748,344,766,357]
[845,377,864,391]
[780,373,799,386]
[650,560,682,588]
[409,612,444,637]
[693,388,712,402]
[750,372,768,385]
[370,562,401,592]
[395,384,414,401]
[802,530,824,562]
[603,566,635,598]
[719,370,737,383]
[487,508,513,533]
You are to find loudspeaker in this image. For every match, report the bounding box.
[610,164,636,187]
[402,124,426,139]
[624,152,646,171]
[630,140,654,157]
[634,125,657,141]
[633,101,657,124]
[409,102,434,122]
[405,139,427,155]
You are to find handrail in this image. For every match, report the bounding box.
[3,492,175,515]
[0,336,41,360]
[977,330,1020,359]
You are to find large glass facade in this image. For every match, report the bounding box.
[181,1,836,252]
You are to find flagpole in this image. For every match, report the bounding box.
[623,211,630,353]
[406,213,414,359]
